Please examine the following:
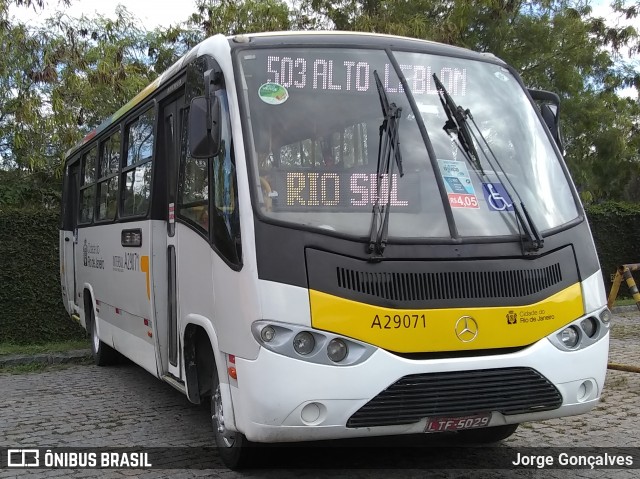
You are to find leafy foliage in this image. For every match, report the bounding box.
[586,201,640,290]
[0,208,85,344]
[6,8,161,174]
[305,0,640,203]
[189,0,292,36]
[0,169,60,208]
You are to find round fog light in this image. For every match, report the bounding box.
[301,402,321,423]
[293,331,315,355]
[260,326,276,342]
[560,326,580,348]
[577,380,593,402]
[580,317,598,338]
[327,338,348,362]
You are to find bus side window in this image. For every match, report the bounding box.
[122,109,154,218]
[79,146,97,224]
[178,107,210,234]
[97,130,121,221]
[211,92,241,266]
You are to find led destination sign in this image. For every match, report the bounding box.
[268,171,420,212]
[263,55,467,96]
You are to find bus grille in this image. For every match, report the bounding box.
[336,264,562,302]
[346,367,562,428]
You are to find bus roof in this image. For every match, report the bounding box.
[64,31,500,162]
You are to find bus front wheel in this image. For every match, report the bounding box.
[455,423,519,444]
[87,306,117,366]
[211,368,255,469]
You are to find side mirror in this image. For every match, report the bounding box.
[528,89,564,153]
[188,95,221,158]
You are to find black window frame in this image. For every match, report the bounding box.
[120,106,156,219]
[177,57,210,236]
[78,146,98,225]
[95,128,122,223]
[177,106,210,237]
[175,55,242,269]
[61,156,81,230]
[210,93,242,268]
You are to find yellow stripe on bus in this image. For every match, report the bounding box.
[141,255,150,301]
[309,283,584,353]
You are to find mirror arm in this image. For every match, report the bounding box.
[204,69,214,138]
[528,88,560,106]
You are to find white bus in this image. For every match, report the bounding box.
[60,32,610,469]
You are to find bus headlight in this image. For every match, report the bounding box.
[580,317,598,338]
[327,338,348,362]
[293,332,315,355]
[251,321,376,366]
[559,326,580,348]
[548,306,610,352]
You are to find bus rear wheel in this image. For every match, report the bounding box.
[87,305,117,366]
[211,368,254,469]
[455,423,519,444]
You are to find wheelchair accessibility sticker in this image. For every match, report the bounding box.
[482,183,514,211]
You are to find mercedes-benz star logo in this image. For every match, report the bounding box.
[455,316,479,342]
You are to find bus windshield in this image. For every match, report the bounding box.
[237,47,578,239]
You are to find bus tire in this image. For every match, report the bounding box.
[455,423,519,444]
[87,305,117,366]
[211,367,255,469]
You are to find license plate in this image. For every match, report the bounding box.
[425,413,491,432]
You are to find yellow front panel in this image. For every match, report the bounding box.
[310,283,584,352]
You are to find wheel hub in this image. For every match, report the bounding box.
[212,386,236,447]
[92,318,99,352]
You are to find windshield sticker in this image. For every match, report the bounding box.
[438,159,479,209]
[258,82,289,105]
[482,183,514,211]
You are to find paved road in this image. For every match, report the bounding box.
[1,311,639,478]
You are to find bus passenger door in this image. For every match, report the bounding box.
[61,161,80,314]
[153,93,183,380]
[156,89,216,382]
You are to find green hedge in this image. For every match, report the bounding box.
[0,203,638,344]
[586,202,640,294]
[0,208,85,344]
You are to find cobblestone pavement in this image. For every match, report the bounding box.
[1,311,638,478]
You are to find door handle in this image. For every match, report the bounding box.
[65,237,70,242]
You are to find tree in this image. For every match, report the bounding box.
[303,0,640,202]
[0,6,161,174]
[188,0,293,37]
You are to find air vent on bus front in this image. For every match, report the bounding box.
[346,367,563,428]
[336,264,563,302]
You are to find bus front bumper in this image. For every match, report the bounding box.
[230,333,609,443]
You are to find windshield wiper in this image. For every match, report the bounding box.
[432,74,484,175]
[368,70,403,260]
[432,73,543,253]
